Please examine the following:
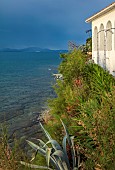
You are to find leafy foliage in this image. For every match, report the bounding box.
[86,37,92,52]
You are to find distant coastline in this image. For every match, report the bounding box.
[0,47,67,53]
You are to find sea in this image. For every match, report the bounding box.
[0,51,62,144]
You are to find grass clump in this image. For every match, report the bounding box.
[0,124,28,170]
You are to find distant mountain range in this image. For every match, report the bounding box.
[0,47,67,53]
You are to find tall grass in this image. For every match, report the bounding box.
[0,123,28,170]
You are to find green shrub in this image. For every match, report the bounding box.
[75,89,115,169]
[59,50,87,84]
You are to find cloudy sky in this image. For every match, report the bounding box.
[0,0,114,49]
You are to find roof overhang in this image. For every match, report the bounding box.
[85,2,115,23]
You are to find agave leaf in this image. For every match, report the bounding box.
[77,148,80,169]
[58,158,67,170]
[31,138,46,148]
[31,139,63,169]
[62,135,70,169]
[44,139,62,151]
[26,141,60,170]
[37,139,48,149]
[46,148,51,167]
[73,168,78,170]
[60,119,71,145]
[52,149,69,168]
[52,150,65,158]
[52,155,67,170]
[26,140,46,156]
[61,120,77,168]
[62,136,67,155]
[62,161,69,170]
[70,136,76,168]
[46,152,62,170]
[40,122,52,140]
[49,155,62,170]
[20,161,53,169]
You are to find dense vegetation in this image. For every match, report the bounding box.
[46,50,115,169]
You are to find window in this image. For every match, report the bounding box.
[106,21,112,51]
[99,24,104,51]
[94,26,98,51]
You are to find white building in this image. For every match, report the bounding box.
[86,2,115,76]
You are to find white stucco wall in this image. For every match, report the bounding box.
[92,8,115,76]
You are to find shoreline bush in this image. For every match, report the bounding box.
[46,50,115,169]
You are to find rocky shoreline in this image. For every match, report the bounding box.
[0,107,46,151]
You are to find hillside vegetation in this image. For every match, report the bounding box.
[46,50,115,169]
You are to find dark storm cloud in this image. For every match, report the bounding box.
[0,0,114,49]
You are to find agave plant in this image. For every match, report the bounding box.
[20,120,81,170]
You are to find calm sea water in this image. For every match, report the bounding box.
[0,51,61,139]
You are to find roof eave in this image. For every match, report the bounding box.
[85,2,115,23]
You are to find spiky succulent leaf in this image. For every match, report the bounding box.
[46,148,52,167]
[61,120,77,168]
[20,161,53,169]
[52,150,64,158]
[60,119,71,145]
[28,140,63,169]
[58,159,66,170]
[62,135,70,169]
[44,139,62,151]
[52,155,66,170]
[62,161,69,170]
[21,121,79,170]
[52,149,69,169]
[30,137,47,147]
[37,139,48,149]
[40,122,52,140]
[26,140,46,155]
[77,148,80,169]
[70,136,76,168]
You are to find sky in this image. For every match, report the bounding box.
[0,0,114,49]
